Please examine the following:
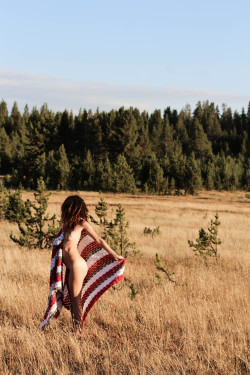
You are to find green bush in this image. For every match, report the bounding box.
[5,188,31,223]
[90,197,136,256]
[188,213,221,262]
[10,177,59,249]
[143,226,160,237]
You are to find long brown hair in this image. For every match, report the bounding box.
[61,195,88,232]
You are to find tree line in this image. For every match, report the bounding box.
[0,100,249,194]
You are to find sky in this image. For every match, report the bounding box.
[0,0,249,114]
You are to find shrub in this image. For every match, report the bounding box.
[5,188,31,223]
[188,212,221,262]
[154,253,177,284]
[143,226,160,237]
[90,197,137,256]
[129,283,139,299]
[10,177,59,249]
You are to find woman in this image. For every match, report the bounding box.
[61,195,124,331]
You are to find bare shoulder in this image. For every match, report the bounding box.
[81,220,91,229]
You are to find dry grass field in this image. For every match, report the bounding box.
[0,190,249,374]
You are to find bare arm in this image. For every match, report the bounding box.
[82,221,124,261]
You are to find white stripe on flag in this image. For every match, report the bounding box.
[53,233,64,247]
[81,261,120,296]
[50,254,57,269]
[50,248,62,269]
[86,249,108,268]
[78,235,93,254]
[82,266,125,314]
[49,281,62,294]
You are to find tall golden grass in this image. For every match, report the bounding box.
[0,191,249,374]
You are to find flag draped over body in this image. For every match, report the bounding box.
[40,230,126,329]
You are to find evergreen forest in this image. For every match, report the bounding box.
[0,100,249,194]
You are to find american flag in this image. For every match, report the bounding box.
[40,230,126,329]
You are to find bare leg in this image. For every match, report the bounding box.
[68,259,88,332]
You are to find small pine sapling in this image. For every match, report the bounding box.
[5,187,31,223]
[10,177,59,249]
[143,226,160,237]
[155,253,177,284]
[112,204,136,256]
[90,198,137,257]
[129,283,139,299]
[89,197,114,245]
[188,212,221,262]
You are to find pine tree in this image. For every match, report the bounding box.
[38,152,46,179]
[137,117,152,160]
[141,153,165,193]
[23,104,29,125]
[57,144,71,189]
[143,225,160,237]
[109,108,138,161]
[200,156,216,190]
[24,121,45,188]
[242,157,250,191]
[169,177,176,194]
[0,127,13,174]
[221,104,233,132]
[148,109,163,155]
[205,164,215,190]
[103,157,114,191]
[160,115,174,157]
[46,150,58,189]
[5,188,31,223]
[189,117,212,158]
[113,154,136,193]
[90,198,136,256]
[184,153,203,195]
[95,160,105,191]
[210,116,222,142]
[10,177,59,249]
[112,204,135,256]
[0,181,7,220]
[193,101,203,122]
[10,101,22,133]
[240,131,248,159]
[0,100,8,127]
[154,253,176,284]
[89,114,105,161]
[89,197,113,245]
[81,150,95,190]
[175,111,189,153]
[164,106,178,128]
[188,213,221,262]
[94,157,114,192]
[129,283,139,299]
[59,110,71,151]
[168,149,186,191]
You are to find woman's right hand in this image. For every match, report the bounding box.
[113,254,124,261]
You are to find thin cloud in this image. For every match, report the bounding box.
[0,68,249,113]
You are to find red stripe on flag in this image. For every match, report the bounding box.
[50,272,62,285]
[81,274,124,327]
[81,261,124,305]
[80,241,101,258]
[83,254,114,283]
